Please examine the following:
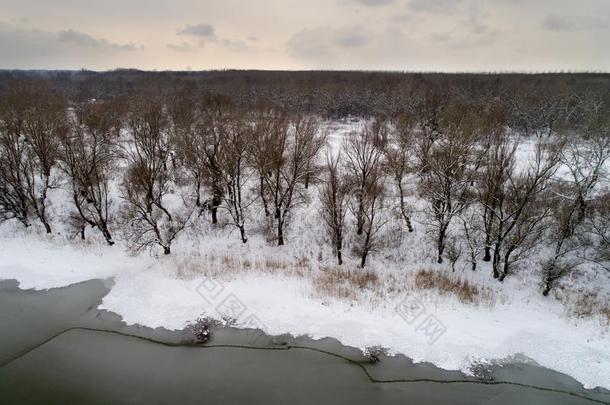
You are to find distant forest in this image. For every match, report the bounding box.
[0,70,609,121]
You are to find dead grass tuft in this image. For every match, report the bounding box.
[264,257,288,270]
[414,269,494,306]
[567,291,610,325]
[312,266,379,300]
[174,252,311,280]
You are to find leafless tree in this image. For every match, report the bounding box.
[418,102,482,264]
[542,104,610,294]
[445,236,462,272]
[484,140,562,280]
[260,114,325,246]
[507,88,563,138]
[216,113,255,243]
[197,94,234,224]
[249,108,284,218]
[478,134,519,262]
[172,92,251,238]
[120,95,192,255]
[355,169,387,268]
[344,123,385,236]
[0,83,65,233]
[384,112,417,232]
[581,192,610,270]
[0,103,30,227]
[58,101,118,244]
[460,209,484,271]
[168,88,202,205]
[320,153,349,265]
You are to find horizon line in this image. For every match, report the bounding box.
[1,68,609,75]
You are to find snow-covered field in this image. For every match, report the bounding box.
[1,119,609,390]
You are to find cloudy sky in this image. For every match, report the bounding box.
[0,0,608,71]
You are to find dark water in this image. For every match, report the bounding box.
[0,279,608,405]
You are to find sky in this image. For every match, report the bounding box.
[0,0,609,72]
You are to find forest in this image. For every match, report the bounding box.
[0,70,608,300]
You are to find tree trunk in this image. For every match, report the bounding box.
[356,193,364,235]
[491,252,500,278]
[337,235,343,265]
[398,183,414,232]
[211,193,221,224]
[542,279,553,296]
[277,220,284,246]
[260,175,269,217]
[482,246,491,262]
[437,228,445,264]
[405,217,414,233]
[499,251,511,281]
[542,256,560,296]
[239,225,247,244]
[42,219,52,234]
[482,204,493,262]
[195,179,201,207]
[491,244,501,279]
[360,250,368,268]
[211,207,218,224]
[100,222,114,246]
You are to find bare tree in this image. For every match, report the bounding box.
[418,102,482,264]
[508,88,563,138]
[168,88,203,206]
[484,140,562,280]
[344,123,385,236]
[120,95,192,255]
[355,170,387,268]
[172,92,251,239]
[0,102,30,227]
[478,133,519,262]
[384,112,416,232]
[460,209,484,271]
[198,94,233,224]
[542,104,610,294]
[320,153,349,265]
[0,83,65,233]
[445,236,462,272]
[261,114,325,246]
[216,113,255,243]
[249,108,283,218]
[58,101,118,244]
[581,192,610,270]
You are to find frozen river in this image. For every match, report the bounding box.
[0,278,608,405]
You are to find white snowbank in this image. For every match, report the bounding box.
[1,234,608,390]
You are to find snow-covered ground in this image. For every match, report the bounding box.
[1,228,609,389]
[1,118,609,390]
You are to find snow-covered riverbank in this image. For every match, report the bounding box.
[1,229,608,390]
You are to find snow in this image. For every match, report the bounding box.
[1,230,609,390]
[1,118,609,390]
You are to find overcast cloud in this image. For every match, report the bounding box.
[0,0,608,71]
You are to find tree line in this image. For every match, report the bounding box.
[0,80,608,296]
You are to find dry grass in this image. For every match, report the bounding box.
[174,252,311,280]
[553,283,610,326]
[312,266,379,301]
[414,269,494,306]
[567,291,610,325]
